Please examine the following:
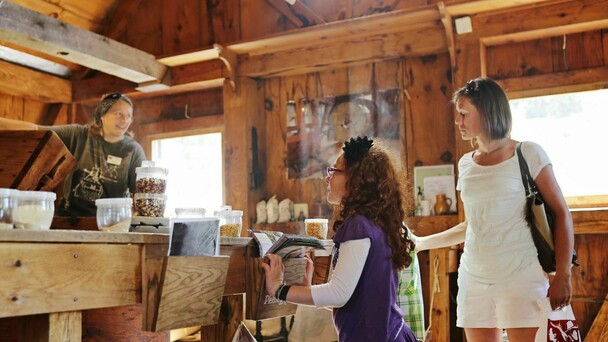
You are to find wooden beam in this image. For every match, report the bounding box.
[238,24,446,78]
[471,0,608,39]
[72,59,226,104]
[446,0,557,16]
[9,0,99,31]
[571,209,608,235]
[157,7,442,67]
[480,19,608,46]
[438,2,457,73]
[586,293,608,342]
[0,59,70,103]
[264,0,326,27]
[0,0,167,84]
[496,65,608,99]
[214,44,237,91]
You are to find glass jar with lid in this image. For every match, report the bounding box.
[95,198,133,232]
[0,188,18,230]
[13,190,56,230]
[135,160,169,194]
[134,193,167,217]
[214,206,243,237]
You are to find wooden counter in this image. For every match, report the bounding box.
[0,231,333,341]
[0,229,169,341]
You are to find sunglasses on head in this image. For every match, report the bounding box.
[102,92,126,101]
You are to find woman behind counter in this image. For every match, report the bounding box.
[0,92,146,216]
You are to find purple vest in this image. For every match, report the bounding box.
[332,215,416,341]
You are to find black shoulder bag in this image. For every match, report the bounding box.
[516,143,579,273]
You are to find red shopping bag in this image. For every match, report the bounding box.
[536,299,581,342]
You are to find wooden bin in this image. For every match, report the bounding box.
[0,130,76,191]
[142,246,231,332]
[244,241,308,321]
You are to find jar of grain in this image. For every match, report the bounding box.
[135,161,169,194]
[214,206,243,237]
[134,193,167,217]
[305,218,329,240]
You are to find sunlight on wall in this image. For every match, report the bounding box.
[151,133,223,217]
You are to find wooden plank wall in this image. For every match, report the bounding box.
[261,55,454,214]
[0,94,47,124]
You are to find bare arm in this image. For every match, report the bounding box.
[414,221,467,252]
[0,117,39,130]
[536,164,573,309]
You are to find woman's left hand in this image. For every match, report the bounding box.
[302,254,315,286]
[548,272,572,311]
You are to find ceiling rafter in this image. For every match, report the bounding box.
[0,0,167,84]
[264,0,326,28]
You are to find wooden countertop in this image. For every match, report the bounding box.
[0,229,169,244]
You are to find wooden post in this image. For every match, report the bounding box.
[427,248,451,342]
[222,76,265,230]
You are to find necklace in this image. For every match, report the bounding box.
[476,140,510,157]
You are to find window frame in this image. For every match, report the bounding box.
[500,79,608,209]
[138,114,225,207]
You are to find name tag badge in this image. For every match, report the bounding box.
[107,155,122,166]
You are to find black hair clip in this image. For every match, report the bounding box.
[343,136,374,162]
[464,80,479,95]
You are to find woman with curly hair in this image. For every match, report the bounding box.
[262,136,417,341]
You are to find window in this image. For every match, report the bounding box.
[510,88,608,207]
[151,133,223,216]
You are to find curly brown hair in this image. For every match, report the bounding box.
[337,142,414,270]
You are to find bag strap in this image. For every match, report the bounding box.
[516,142,538,198]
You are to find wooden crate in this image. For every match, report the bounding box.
[244,241,307,321]
[0,130,76,191]
[142,244,231,332]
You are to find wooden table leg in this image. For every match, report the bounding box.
[49,311,82,341]
[19,311,81,341]
[201,294,244,342]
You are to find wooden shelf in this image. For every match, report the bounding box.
[252,221,305,235]
[407,214,459,236]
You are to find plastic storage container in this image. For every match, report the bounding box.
[95,198,133,232]
[13,190,56,230]
[0,188,18,230]
[135,160,169,194]
[175,207,206,218]
[214,206,243,237]
[305,218,329,239]
[134,193,167,217]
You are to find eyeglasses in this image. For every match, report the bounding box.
[326,167,345,177]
